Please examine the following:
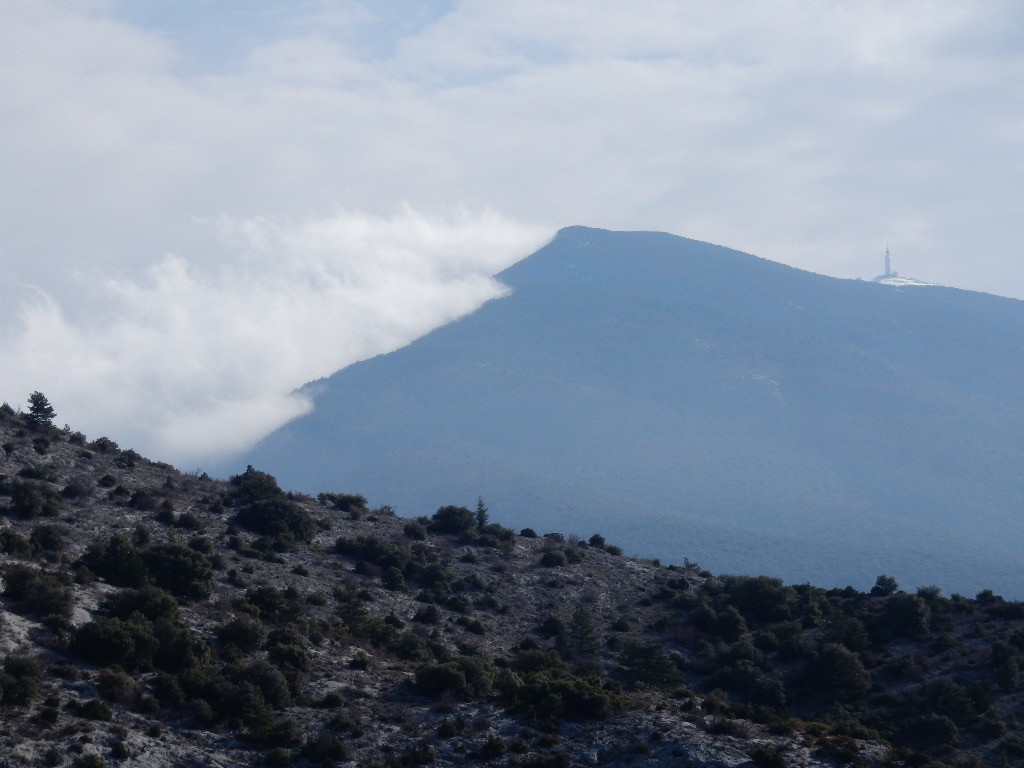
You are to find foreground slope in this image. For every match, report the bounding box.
[5,407,1024,767]
[237,226,1024,596]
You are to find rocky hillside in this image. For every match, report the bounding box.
[1,400,1022,767]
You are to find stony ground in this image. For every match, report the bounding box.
[2,404,1019,767]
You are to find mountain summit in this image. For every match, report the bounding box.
[232,227,1024,596]
[871,246,933,287]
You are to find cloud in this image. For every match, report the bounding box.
[0,208,548,466]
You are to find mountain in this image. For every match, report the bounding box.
[230,226,1024,598]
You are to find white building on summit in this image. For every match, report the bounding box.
[872,247,933,286]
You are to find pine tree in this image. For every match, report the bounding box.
[25,391,56,428]
[567,606,600,656]
[475,497,489,529]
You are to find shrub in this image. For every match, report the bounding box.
[721,575,794,625]
[78,698,113,721]
[71,617,153,670]
[104,586,181,622]
[902,713,960,747]
[244,586,303,624]
[807,643,869,699]
[143,542,213,600]
[616,642,680,688]
[218,616,267,653]
[129,490,157,511]
[749,746,787,768]
[382,566,406,591]
[413,605,442,624]
[403,521,427,540]
[416,656,494,700]
[97,667,134,701]
[499,649,622,721]
[317,492,368,514]
[29,524,63,555]
[2,564,73,617]
[823,615,869,653]
[877,593,930,639]
[244,660,292,709]
[0,529,31,557]
[0,654,41,705]
[540,550,568,568]
[61,479,91,500]
[73,754,109,768]
[870,574,899,597]
[9,480,61,519]
[81,534,147,587]
[334,535,409,571]
[429,505,477,534]
[235,498,315,543]
[301,732,348,763]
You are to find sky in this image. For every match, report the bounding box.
[1,0,1022,467]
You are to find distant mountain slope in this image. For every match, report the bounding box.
[231,226,1024,597]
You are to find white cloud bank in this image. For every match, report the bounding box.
[0,209,548,466]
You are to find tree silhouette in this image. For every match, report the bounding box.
[25,392,55,428]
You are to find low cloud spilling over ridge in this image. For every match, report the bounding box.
[0,209,549,467]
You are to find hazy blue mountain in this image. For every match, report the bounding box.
[226,226,1024,597]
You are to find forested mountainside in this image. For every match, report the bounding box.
[237,226,1024,598]
[2,400,1024,767]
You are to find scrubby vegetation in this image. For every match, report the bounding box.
[1,398,1024,766]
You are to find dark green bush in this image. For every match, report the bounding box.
[540,550,568,568]
[235,498,315,543]
[71,617,154,670]
[429,505,477,534]
[0,529,31,557]
[244,586,304,624]
[2,564,73,617]
[78,698,113,721]
[749,746,787,768]
[128,490,157,511]
[616,642,680,688]
[142,542,213,600]
[876,593,930,639]
[218,615,267,653]
[334,535,409,571]
[104,586,180,622]
[416,656,494,700]
[0,654,41,705]
[231,466,315,543]
[9,480,61,519]
[721,575,794,625]
[300,732,348,763]
[29,524,63,555]
[81,534,147,587]
[96,667,134,701]
[499,649,622,721]
[317,492,367,514]
[807,643,869,699]
[403,521,427,540]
